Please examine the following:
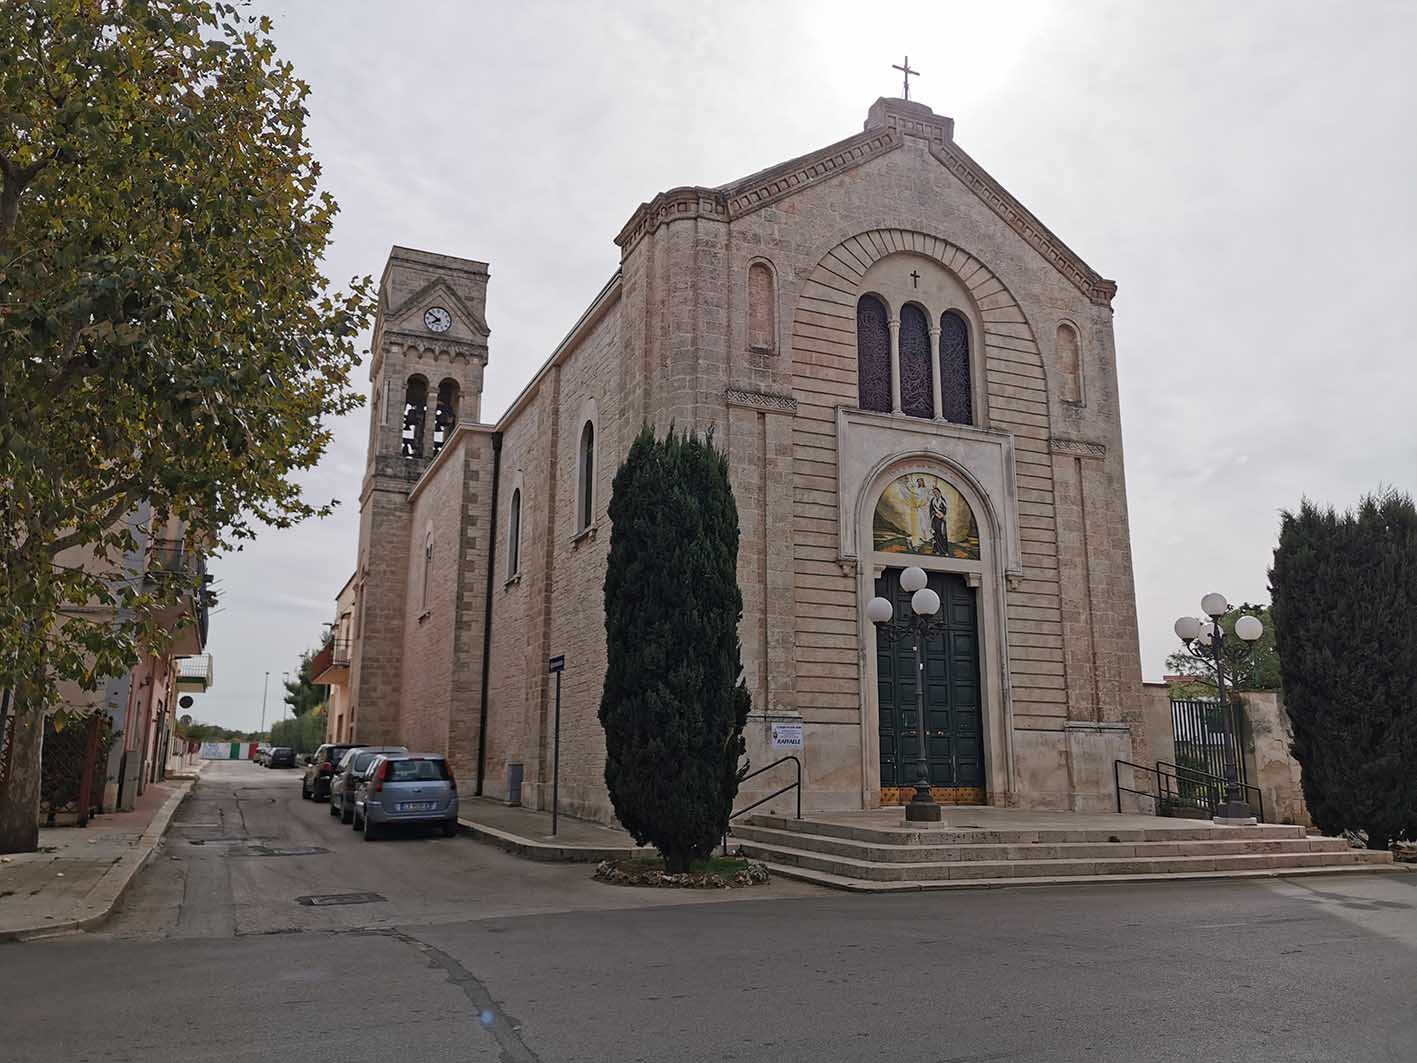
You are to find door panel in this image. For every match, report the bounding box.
[874,568,984,793]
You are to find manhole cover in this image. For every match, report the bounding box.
[295,892,386,907]
[254,845,329,857]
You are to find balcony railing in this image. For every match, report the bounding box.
[310,638,351,684]
[175,654,214,692]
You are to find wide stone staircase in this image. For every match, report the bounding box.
[732,813,1401,892]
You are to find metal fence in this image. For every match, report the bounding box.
[1171,698,1248,808]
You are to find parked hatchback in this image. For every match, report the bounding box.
[301,743,357,801]
[267,746,296,769]
[329,746,407,823]
[352,754,459,840]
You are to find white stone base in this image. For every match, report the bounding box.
[1213,815,1259,827]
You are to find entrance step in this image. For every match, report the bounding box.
[732,814,1404,892]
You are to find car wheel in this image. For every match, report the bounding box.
[442,820,458,838]
[301,782,310,799]
[341,803,354,825]
[353,807,363,831]
[363,817,379,841]
[328,798,339,817]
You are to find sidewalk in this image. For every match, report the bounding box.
[458,796,648,862]
[0,777,193,941]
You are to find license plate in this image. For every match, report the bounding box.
[400,801,436,812]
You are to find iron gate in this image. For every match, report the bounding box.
[1170,698,1248,809]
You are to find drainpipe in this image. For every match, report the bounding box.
[475,431,502,795]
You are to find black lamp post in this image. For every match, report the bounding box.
[1173,593,1265,824]
[868,565,947,823]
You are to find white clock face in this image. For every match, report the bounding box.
[424,306,452,333]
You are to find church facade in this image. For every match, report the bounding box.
[337,97,1153,823]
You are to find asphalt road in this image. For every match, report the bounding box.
[3,760,1417,1062]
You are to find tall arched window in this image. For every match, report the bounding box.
[856,295,891,413]
[747,260,776,353]
[1055,322,1083,404]
[420,531,433,612]
[432,379,460,454]
[401,376,429,457]
[507,488,522,577]
[898,303,932,419]
[577,421,595,532]
[938,311,973,425]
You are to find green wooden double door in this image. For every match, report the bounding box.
[875,568,985,798]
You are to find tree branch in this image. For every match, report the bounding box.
[33,482,140,559]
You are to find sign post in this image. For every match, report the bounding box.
[548,655,565,836]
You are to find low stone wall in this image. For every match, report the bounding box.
[1239,691,1311,827]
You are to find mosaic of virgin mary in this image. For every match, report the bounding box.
[872,472,980,560]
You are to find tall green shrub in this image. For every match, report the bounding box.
[1270,491,1417,849]
[599,427,751,872]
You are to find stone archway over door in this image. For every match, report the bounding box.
[875,567,985,805]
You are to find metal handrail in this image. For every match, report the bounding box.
[1156,760,1265,823]
[1114,758,1265,821]
[723,755,802,855]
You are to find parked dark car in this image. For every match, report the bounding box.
[300,743,357,800]
[352,754,459,840]
[266,746,296,769]
[329,746,407,823]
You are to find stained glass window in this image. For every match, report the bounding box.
[899,303,933,419]
[939,311,973,425]
[856,295,891,413]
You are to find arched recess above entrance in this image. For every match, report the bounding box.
[857,452,1000,580]
[793,227,1051,436]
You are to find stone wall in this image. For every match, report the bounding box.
[1239,691,1311,827]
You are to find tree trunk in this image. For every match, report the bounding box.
[1367,833,1390,852]
[0,696,44,854]
[661,848,693,874]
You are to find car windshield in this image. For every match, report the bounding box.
[385,758,449,782]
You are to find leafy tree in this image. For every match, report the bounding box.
[283,650,326,717]
[1164,603,1281,699]
[1270,491,1417,850]
[270,706,323,754]
[0,2,372,852]
[599,428,751,873]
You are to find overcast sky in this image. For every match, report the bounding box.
[196,0,1417,732]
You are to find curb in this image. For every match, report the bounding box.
[0,780,194,943]
[456,816,644,863]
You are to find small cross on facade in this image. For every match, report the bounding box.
[893,55,919,101]
[910,269,921,288]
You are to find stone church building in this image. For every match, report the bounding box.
[335,97,1153,823]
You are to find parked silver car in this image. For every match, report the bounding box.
[329,746,407,824]
[352,753,459,840]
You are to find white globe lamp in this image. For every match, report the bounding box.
[1234,614,1264,642]
[1195,625,1215,649]
[911,587,941,617]
[1201,592,1229,618]
[1174,616,1202,642]
[900,566,928,593]
[866,596,894,625]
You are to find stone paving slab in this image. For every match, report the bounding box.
[457,796,648,862]
[0,779,194,941]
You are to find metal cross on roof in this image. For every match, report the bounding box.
[893,55,919,101]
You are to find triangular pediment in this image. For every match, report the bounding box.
[383,277,489,339]
[618,99,1116,307]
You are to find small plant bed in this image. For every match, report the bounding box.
[594,855,770,889]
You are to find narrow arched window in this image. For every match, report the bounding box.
[899,303,932,419]
[421,532,433,612]
[938,311,973,425]
[747,261,776,353]
[507,488,522,577]
[856,295,891,413]
[1056,322,1083,404]
[401,376,429,457]
[577,421,595,532]
[432,379,460,454]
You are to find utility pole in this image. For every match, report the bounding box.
[259,670,270,736]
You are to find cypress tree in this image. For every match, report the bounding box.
[1269,491,1417,849]
[599,426,751,872]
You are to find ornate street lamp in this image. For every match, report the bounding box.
[1173,593,1265,824]
[867,566,946,823]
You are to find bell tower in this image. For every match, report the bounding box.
[350,247,491,745]
[366,247,490,475]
